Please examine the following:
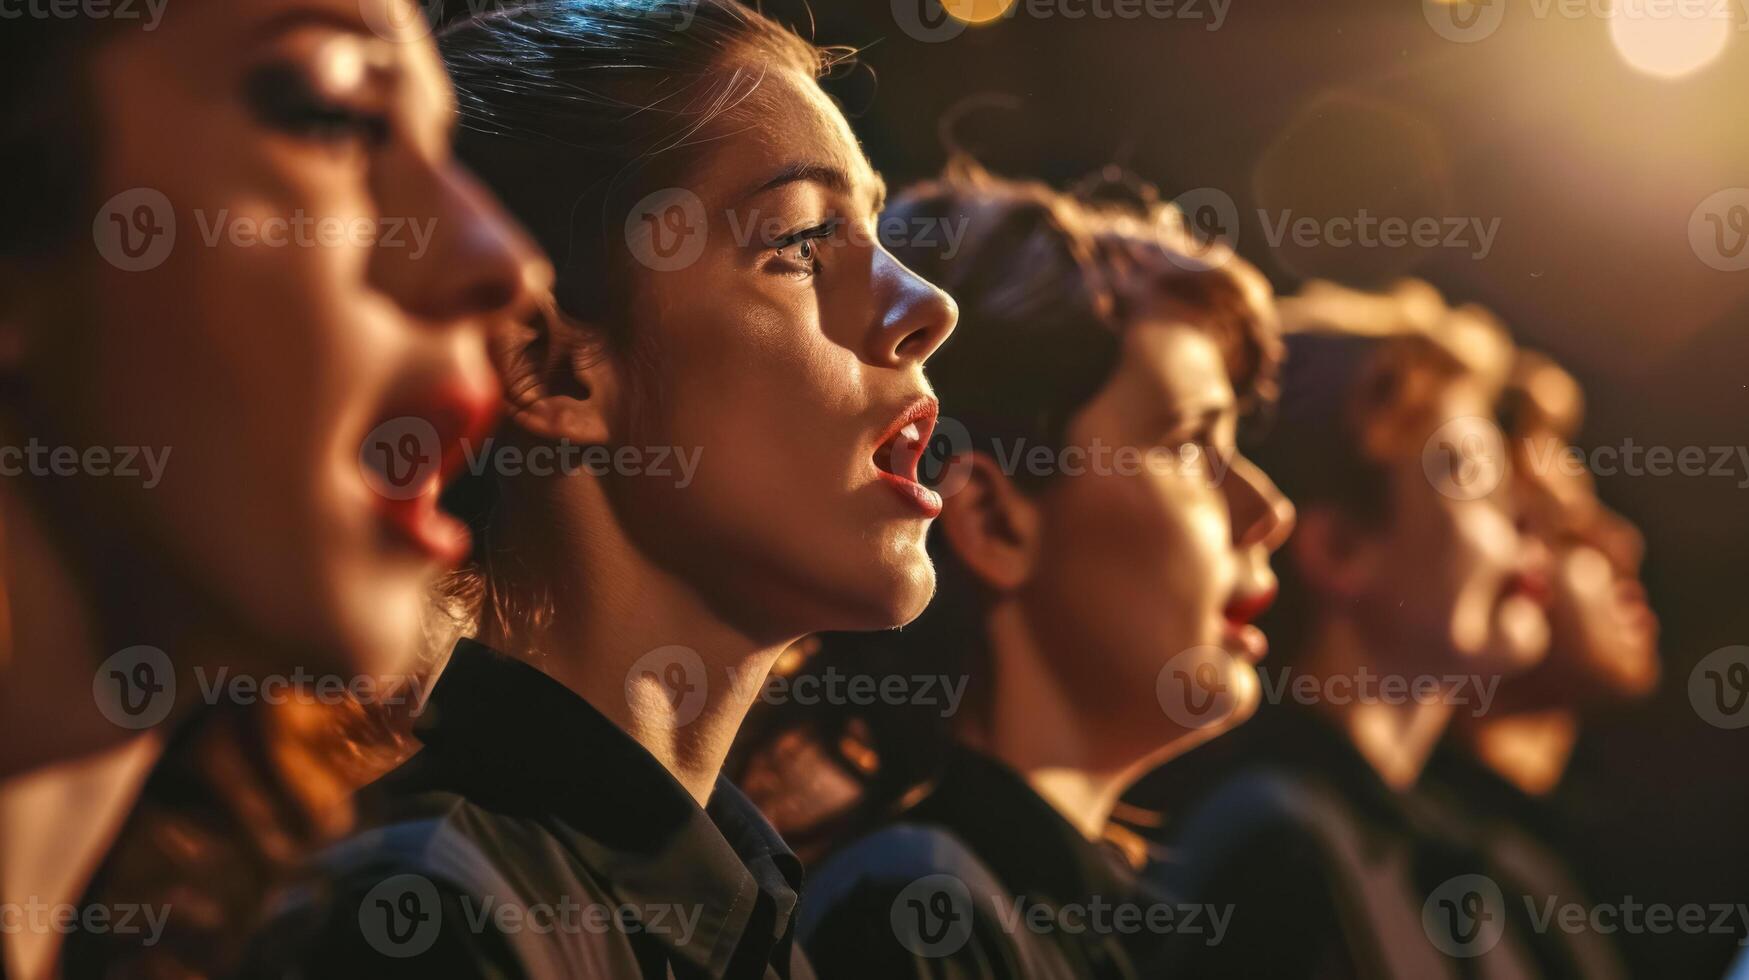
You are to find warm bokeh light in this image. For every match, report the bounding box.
[1608,0,1732,79]
[943,0,1019,25]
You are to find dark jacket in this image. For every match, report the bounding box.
[798,745,1151,980]
[1119,705,1555,980]
[244,639,814,980]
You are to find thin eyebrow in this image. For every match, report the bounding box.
[741,161,889,218]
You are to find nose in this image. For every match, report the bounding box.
[865,249,958,368]
[1226,454,1296,553]
[374,159,551,326]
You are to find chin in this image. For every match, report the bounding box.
[835,553,937,632]
[324,576,429,682]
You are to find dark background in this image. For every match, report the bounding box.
[755,1,1749,975]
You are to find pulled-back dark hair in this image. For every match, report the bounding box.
[731,162,1284,845]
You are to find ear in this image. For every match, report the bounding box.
[1288,504,1378,601]
[489,302,619,445]
[936,452,1043,594]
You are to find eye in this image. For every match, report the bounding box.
[769,219,840,275]
[245,63,391,150]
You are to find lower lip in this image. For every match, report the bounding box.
[876,471,943,518]
[377,478,471,565]
[1222,621,1269,663]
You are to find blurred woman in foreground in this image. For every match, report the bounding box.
[736,163,1295,979]
[0,1,545,977]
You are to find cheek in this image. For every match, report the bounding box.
[1033,468,1233,655]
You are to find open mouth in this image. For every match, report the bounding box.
[872,397,943,518]
[1221,587,1277,662]
[369,381,500,564]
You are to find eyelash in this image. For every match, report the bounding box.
[247,66,391,151]
[770,220,840,275]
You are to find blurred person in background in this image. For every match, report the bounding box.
[240,2,958,977]
[0,1,545,978]
[1415,349,1659,980]
[733,162,1295,980]
[1118,280,1556,978]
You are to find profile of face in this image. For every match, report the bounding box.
[1325,379,1552,678]
[1510,428,1659,702]
[3,0,544,678]
[978,321,1294,752]
[574,66,958,638]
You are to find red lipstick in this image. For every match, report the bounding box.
[1221,587,1276,663]
[872,397,942,518]
[366,380,500,565]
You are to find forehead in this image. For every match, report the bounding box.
[146,0,447,92]
[683,66,883,211]
[1116,319,1236,407]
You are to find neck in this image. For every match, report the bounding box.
[961,600,1157,841]
[478,478,798,808]
[1459,708,1579,797]
[1302,617,1454,791]
[0,483,148,779]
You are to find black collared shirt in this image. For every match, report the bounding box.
[797,745,1148,980]
[243,639,813,980]
[1419,743,1629,980]
[1118,705,1550,980]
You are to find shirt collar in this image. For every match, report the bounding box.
[903,744,1136,906]
[408,638,803,976]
